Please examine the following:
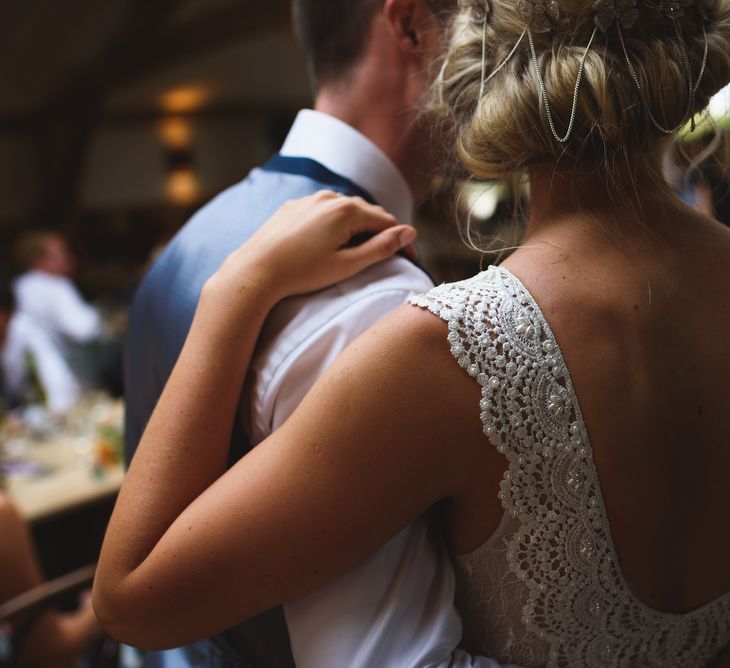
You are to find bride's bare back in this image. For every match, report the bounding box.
[503,206,730,614]
[418,192,730,664]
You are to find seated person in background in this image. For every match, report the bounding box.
[13,232,101,354]
[0,492,101,668]
[0,279,80,415]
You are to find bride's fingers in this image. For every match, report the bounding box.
[338,199,419,261]
[335,198,400,239]
[307,192,399,243]
[311,189,341,199]
[340,225,417,274]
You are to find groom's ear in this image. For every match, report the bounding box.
[384,0,427,52]
[383,0,439,56]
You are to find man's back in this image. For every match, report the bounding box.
[125,166,323,458]
[124,123,472,666]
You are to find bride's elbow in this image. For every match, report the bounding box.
[92,570,229,650]
[92,576,138,646]
[91,575,170,650]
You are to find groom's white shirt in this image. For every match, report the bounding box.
[250,110,423,443]
[279,109,413,226]
[247,110,504,668]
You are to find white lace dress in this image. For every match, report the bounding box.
[410,266,730,668]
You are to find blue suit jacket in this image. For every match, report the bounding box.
[124,158,379,667]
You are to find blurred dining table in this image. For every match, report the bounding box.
[1,395,125,523]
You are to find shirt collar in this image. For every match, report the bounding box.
[280,109,414,225]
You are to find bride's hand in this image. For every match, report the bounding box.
[213,190,417,304]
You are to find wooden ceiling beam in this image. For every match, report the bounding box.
[30,0,290,229]
[31,0,193,229]
[44,0,290,107]
[107,1,291,88]
[43,0,189,109]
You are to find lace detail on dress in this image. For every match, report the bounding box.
[452,511,549,666]
[410,266,730,668]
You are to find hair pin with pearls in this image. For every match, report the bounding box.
[463,0,709,140]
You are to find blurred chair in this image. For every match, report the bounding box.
[0,563,118,668]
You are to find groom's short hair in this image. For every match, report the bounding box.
[292,0,384,89]
[292,0,453,90]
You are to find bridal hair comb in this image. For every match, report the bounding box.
[597,0,709,132]
[461,0,710,141]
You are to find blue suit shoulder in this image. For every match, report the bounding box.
[124,166,344,451]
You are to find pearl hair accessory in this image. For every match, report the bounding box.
[461,0,710,140]
[606,0,710,133]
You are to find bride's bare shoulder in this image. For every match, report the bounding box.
[332,300,479,414]
[319,298,484,454]
[387,300,451,340]
[348,301,453,366]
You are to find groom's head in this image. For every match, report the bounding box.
[293,0,449,90]
[292,0,454,199]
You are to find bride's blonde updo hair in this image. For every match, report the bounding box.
[436,0,730,181]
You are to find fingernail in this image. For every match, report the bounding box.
[398,228,417,246]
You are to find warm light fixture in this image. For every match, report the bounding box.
[159,85,209,205]
[159,85,211,113]
[159,116,193,150]
[167,167,200,206]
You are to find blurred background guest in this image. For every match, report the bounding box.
[0,278,80,416]
[13,232,102,353]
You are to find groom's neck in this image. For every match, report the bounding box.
[314,90,403,160]
[313,80,430,202]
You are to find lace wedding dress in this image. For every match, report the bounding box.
[410,266,730,668]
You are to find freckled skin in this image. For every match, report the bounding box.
[94,180,730,658]
[502,182,730,617]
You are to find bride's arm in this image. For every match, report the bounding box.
[93,192,476,649]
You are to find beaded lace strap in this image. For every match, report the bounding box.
[410,266,730,668]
